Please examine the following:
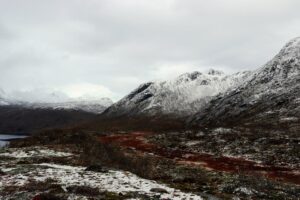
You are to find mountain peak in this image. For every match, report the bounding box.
[189,37,300,127]
[207,69,225,76]
[277,37,300,59]
[175,69,225,83]
[176,71,202,83]
[250,37,300,84]
[283,36,300,48]
[189,71,202,79]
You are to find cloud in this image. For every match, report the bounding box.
[59,83,118,101]
[0,0,299,101]
[6,88,70,103]
[5,83,118,103]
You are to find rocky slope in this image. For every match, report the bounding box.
[189,37,300,130]
[104,69,251,117]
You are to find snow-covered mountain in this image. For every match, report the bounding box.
[0,97,9,106]
[0,90,112,132]
[189,37,300,128]
[0,89,9,106]
[104,69,251,117]
[0,89,113,114]
[25,98,113,114]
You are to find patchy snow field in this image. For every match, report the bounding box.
[0,146,73,158]
[0,146,203,200]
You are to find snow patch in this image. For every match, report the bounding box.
[280,117,298,122]
[1,163,203,200]
[185,141,201,146]
[0,147,203,200]
[212,128,233,134]
[0,147,73,158]
[234,187,255,195]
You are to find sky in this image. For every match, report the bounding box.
[0,0,300,102]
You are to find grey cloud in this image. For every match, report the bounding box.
[0,0,300,100]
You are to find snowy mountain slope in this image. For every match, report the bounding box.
[0,90,106,133]
[0,89,9,106]
[0,97,9,106]
[25,98,113,114]
[189,37,300,129]
[0,88,113,114]
[104,69,251,117]
[0,99,9,106]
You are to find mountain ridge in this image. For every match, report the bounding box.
[0,90,113,114]
[188,37,300,129]
[103,69,252,117]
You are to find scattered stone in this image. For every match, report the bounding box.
[85,165,108,173]
[32,193,64,200]
[0,169,5,175]
[150,188,169,194]
[66,185,101,196]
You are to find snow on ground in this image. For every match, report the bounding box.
[0,146,73,158]
[0,147,203,200]
[184,140,201,146]
[234,187,255,195]
[279,117,298,122]
[1,163,203,199]
[212,128,233,134]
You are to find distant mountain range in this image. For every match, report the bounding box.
[0,91,113,114]
[0,89,10,106]
[0,91,113,133]
[20,98,113,114]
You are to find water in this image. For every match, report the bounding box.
[0,134,28,148]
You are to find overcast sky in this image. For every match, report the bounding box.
[0,0,300,102]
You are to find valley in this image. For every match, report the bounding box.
[1,37,300,199]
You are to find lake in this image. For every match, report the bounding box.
[0,134,28,148]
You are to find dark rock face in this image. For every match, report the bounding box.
[188,71,202,80]
[189,37,300,131]
[127,82,153,100]
[208,69,224,76]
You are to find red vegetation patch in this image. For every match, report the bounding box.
[98,132,300,185]
[99,132,156,152]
